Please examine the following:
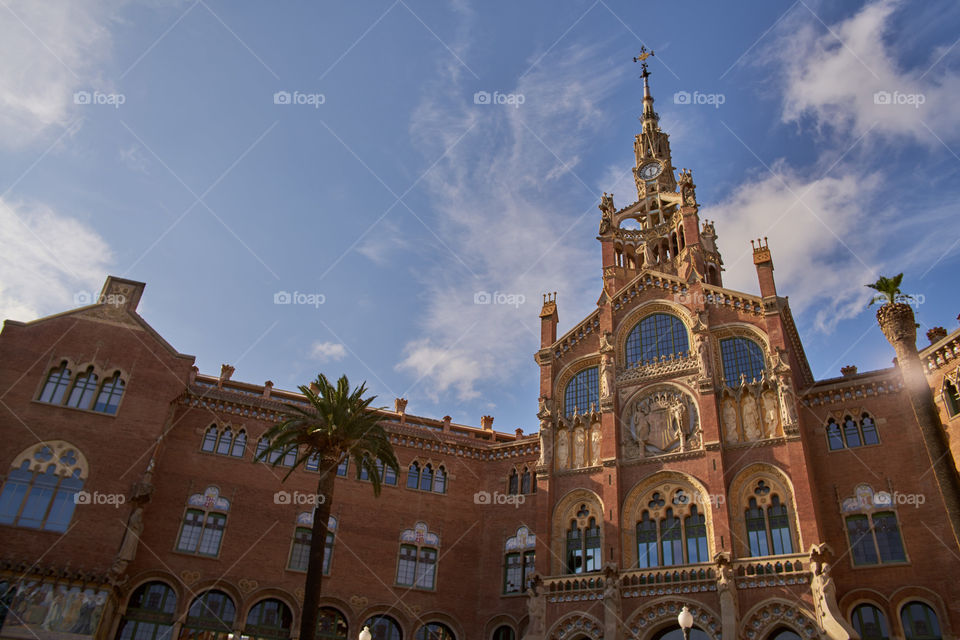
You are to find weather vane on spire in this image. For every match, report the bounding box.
[633,46,655,77]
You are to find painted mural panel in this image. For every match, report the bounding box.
[0,581,109,639]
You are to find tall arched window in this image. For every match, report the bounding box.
[826,419,844,450]
[743,481,794,557]
[900,601,941,640]
[851,603,890,640]
[364,616,402,640]
[508,469,518,495]
[287,513,336,574]
[397,522,439,590]
[944,379,960,417]
[66,367,99,409]
[116,581,177,640]
[0,443,87,532]
[38,362,72,404]
[565,508,601,574]
[520,468,531,494]
[420,464,434,491]
[415,623,455,640]
[503,526,536,594]
[625,314,690,368]
[407,462,421,489]
[719,337,765,387]
[317,607,348,639]
[216,428,234,455]
[94,372,125,414]
[827,414,881,450]
[492,626,516,640]
[434,466,446,494]
[627,482,712,569]
[841,485,906,566]
[202,425,219,452]
[231,430,247,457]
[181,590,236,639]
[244,599,293,640]
[176,486,230,557]
[684,505,708,563]
[564,367,598,416]
[636,512,658,568]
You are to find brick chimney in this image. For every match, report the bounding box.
[481,415,494,431]
[263,381,273,398]
[442,416,451,431]
[927,327,948,345]
[540,293,558,348]
[840,365,858,377]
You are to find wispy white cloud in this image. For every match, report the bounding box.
[774,0,960,144]
[396,42,627,403]
[310,341,347,362]
[0,198,113,321]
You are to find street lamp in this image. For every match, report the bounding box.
[359,625,372,640]
[677,605,694,640]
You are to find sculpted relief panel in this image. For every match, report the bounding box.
[622,385,701,458]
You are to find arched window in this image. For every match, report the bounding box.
[944,379,960,417]
[843,416,862,448]
[659,508,682,566]
[434,466,446,494]
[565,511,601,574]
[181,590,235,639]
[316,607,348,639]
[420,464,434,491]
[492,626,516,640]
[826,419,844,450]
[768,630,802,640]
[216,428,234,455]
[900,601,941,640]
[336,457,348,476]
[363,615,402,640]
[841,485,906,566]
[116,581,176,640]
[288,514,336,574]
[503,526,536,594]
[520,468,531,494]
[407,462,420,489]
[176,486,230,557]
[564,367,598,416]
[38,362,72,404]
[743,480,793,557]
[244,599,293,639]
[66,367,99,409]
[860,414,880,445]
[202,425,219,452]
[415,623,455,640]
[625,314,690,368]
[851,603,890,640]
[719,337,765,387]
[508,469,518,495]
[94,372,125,414]
[231,430,247,458]
[359,457,397,485]
[397,522,439,590]
[636,512,658,568]
[684,505,708,563]
[0,443,86,532]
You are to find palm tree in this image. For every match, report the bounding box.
[257,374,399,640]
[865,272,913,306]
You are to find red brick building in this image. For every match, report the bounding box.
[1,69,959,640]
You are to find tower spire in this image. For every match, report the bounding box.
[633,47,659,132]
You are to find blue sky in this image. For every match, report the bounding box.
[2,0,959,433]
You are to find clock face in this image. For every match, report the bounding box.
[640,162,662,180]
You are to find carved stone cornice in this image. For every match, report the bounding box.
[616,355,699,387]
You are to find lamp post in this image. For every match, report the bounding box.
[677,605,693,640]
[359,626,372,640]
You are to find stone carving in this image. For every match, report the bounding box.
[678,168,696,206]
[809,544,859,640]
[722,397,739,443]
[574,428,586,468]
[238,578,258,594]
[601,563,621,640]
[695,332,713,379]
[599,353,614,402]
[761,390,780,437]
[590,425,601,466]
[180,570,200,585]
[538,420,553,468]
[599,330,614,353]
[778,373,800,430]
[741,397,761,440]
[714,551,738,640]
[537,396,553,419]
[622,387,700,458]
[557,430,569,470]
[526,577,545,637]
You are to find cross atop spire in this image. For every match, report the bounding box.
[633,48,659,132]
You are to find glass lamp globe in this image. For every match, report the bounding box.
[359,626,372,640]
[677,606,694,630]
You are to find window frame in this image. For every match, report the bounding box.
[719,336,766,387]
[563,366,599,417]
[625,313,690,369]
[175,507,228,558]
[0,449,86,533]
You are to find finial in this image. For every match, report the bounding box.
[633,46,655,77]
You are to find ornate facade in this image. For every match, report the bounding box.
[1,63,959,640]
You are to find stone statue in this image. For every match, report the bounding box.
[643,241,655,266]
[809,544,858,639]
[574,428,586,468]
[761,390,780,437]
[599,330,614,353]
[714,552,738,640]
[722,398,739,443]
[777,374,800,426]
[741,397,761,441]
[669,401,688,450]
[537,396,552,420]
[599,209,612,235]
[599,353,614,401]
[590,425,601,466]
[526,583,545,635]
[537,420,553,467]
[557,430,569,470]
[695,332,712,378]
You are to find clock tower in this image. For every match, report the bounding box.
[597,53,724,294]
